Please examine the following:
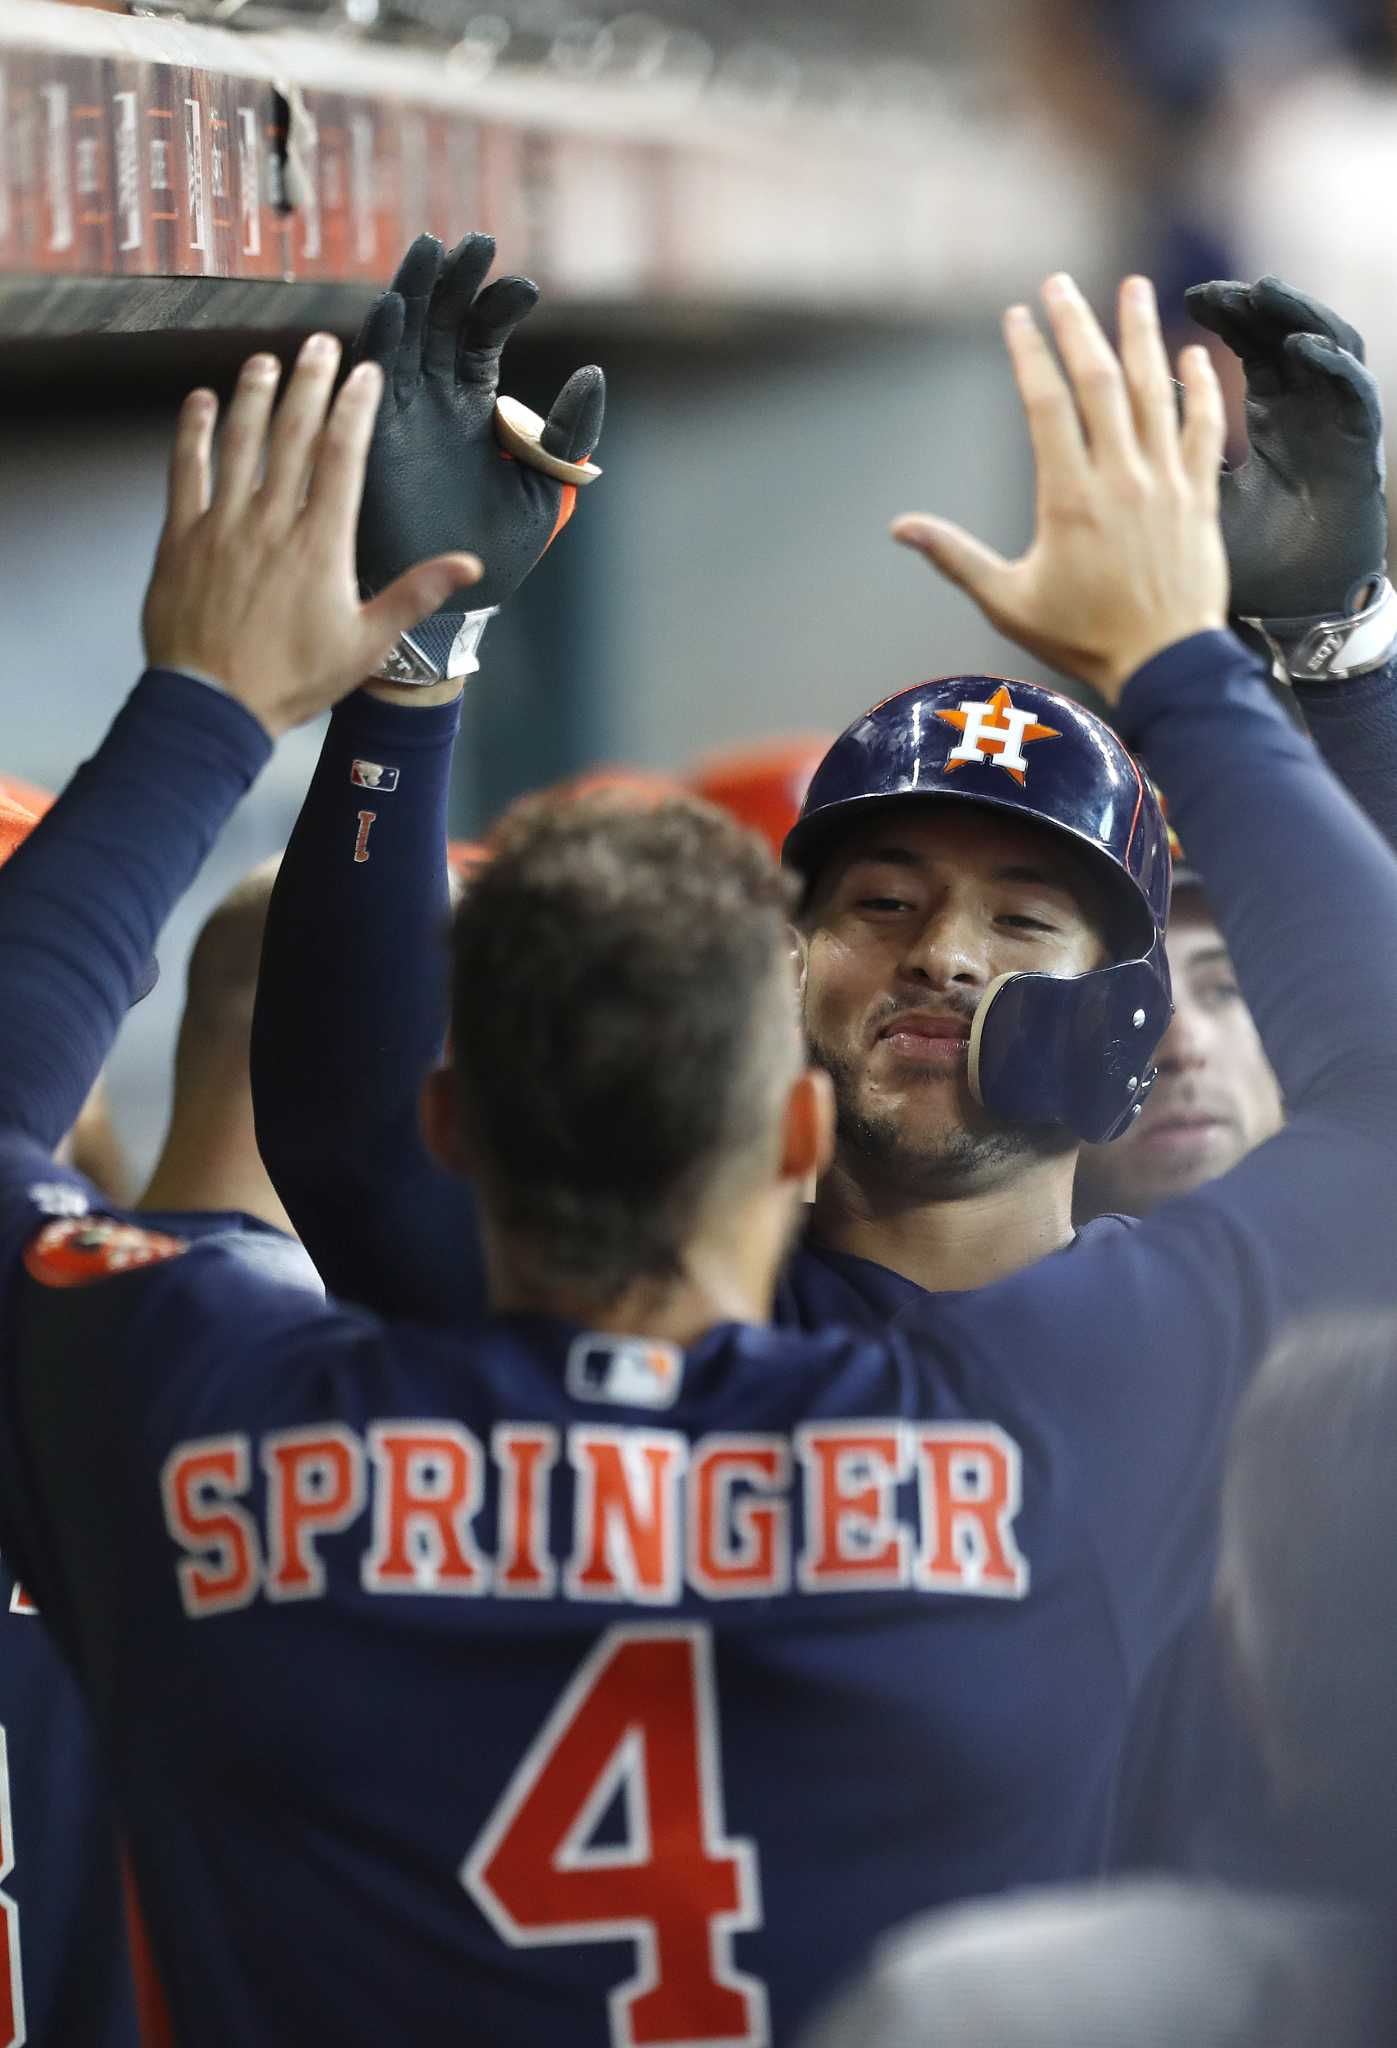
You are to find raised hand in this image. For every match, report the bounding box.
[352,232,605,679]
[141,336,481,737]
[1187,275,1386,623]
[892,274,1229,703]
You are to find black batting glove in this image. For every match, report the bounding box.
[352,231,604,679]
[1187,275,1386,624]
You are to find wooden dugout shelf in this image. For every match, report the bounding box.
[0,0,1100,338]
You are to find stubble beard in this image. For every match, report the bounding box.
[809,1030,1067,1198]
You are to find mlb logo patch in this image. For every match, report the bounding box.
[350,760,399,793]
[566,1335,683,1410]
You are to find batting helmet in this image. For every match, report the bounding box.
[783,675,1173,1144]
[686,735,834,857]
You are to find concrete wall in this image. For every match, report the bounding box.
[580,327,1036,767]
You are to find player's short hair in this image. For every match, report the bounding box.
[450,793,800,1300]
[1221,1311,1397,1857]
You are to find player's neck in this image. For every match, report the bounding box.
[809,1150,1079,1294]
[484,1197,788,1346]
[139,1072,296,1235]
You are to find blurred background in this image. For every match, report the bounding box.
[2,0,1395,1175]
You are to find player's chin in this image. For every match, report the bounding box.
[1117,1120,1245,1195]
[1108,1157,1225,1214]
[865,1078,982,1144]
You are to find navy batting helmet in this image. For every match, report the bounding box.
[783,675,1173,1144]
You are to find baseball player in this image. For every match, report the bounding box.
[0,781,141,2047]
[1058,279,1397,1889]
[137,859,321,1293]
[70,261,1368,2038]
[1078,276,1397,1223]
[212,260,1384,2015]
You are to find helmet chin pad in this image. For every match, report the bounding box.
[967,953,1173,1144]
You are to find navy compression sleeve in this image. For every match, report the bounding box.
[0,671,270,1149]
[1294,659,1397,853]
[1120,631,1397,1121]
[251,691,484,1321]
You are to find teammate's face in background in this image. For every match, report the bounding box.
[801,808,1108,1191]
[1075,891,1283,1217]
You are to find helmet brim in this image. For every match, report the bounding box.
[784,786,1162,963]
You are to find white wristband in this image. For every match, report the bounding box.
[374,606,499,687]
[445,608,497,679]
[1243,577,1397,684]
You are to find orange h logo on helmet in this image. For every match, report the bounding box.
[935,685,1061,786]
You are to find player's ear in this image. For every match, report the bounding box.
[787,922,809,1005]
[780,1066,834,1193]
[420,1062,471,1176]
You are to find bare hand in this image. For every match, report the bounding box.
[892,275,1229,702]
[141,335,483,737]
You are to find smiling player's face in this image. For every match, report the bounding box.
[801,807,1110,1191]
[1075,890,1283,1217]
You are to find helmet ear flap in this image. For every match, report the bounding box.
[967,944,1173,1144]
[966,973,1019,1112]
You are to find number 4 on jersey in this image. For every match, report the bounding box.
[462,1624,768,2048]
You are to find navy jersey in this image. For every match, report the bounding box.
[245,634,1397,1884]
[2,649,1397,2043]
[0,1138,1327,2045]
[0,671,280,2048]
[2,1083,1397,2045]
[0,1565,138,2048]
[0,1217,310,2048]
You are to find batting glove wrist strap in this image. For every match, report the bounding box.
[1243,576,1397,683]
[373,606,499,686]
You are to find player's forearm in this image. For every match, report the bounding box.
[0,670,269,1150]
[1293,658,1397,856]
[1120,630,1397,1119]
[251,686,485,1320]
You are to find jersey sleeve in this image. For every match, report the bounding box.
[250,690,487,1322]
[0,1134,348,1692]
[0,665,276,1654]
[1294,657,1397,852]
[925,634,1397,1684]
[1122,633,1397,1149]
[0,670,270,1151]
